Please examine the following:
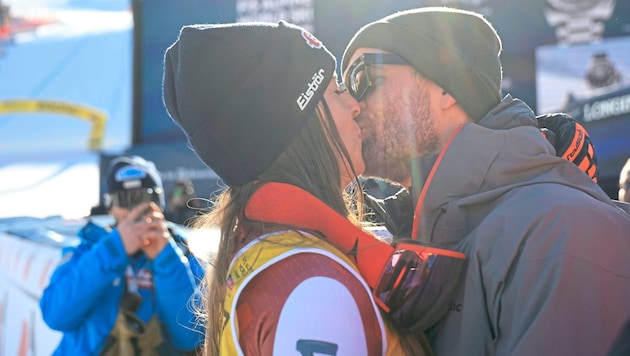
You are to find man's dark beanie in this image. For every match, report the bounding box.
[341,7,503,121]
[163,21,336,186]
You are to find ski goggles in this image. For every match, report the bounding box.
[108,187,162,209]
[344,53,410,101]
[373,243,466,332]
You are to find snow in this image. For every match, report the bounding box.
[0,0,131,219]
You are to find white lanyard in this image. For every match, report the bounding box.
[125,265,139,293]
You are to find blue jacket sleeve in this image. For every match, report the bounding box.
[152,234,206,351]
[39,227,129,331]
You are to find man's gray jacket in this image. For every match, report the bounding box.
[414,95,630,355]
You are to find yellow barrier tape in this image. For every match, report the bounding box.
[0,100,107,150]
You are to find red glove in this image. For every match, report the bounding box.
[537,113,598,182]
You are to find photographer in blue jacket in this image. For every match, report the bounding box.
[40,155,205,355]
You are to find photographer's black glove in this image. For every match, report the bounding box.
[537,113,598,182]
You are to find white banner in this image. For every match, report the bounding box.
[0,231,63,356]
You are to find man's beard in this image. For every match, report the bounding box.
[362,86,439,184]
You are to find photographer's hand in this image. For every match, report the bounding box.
[138,202,171,259]
[117,202,154,255]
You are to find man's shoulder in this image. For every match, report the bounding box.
[614,200,630,215]
[510,185,630,264]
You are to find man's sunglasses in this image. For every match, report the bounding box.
[344,53,410,101]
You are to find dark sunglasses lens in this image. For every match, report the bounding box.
[350,64,370,100]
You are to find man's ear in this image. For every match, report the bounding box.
[440,90,457,110]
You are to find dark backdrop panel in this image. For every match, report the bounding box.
[132,0,630,198]
[132,0,236,145]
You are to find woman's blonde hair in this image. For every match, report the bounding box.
[195,98,362,355]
